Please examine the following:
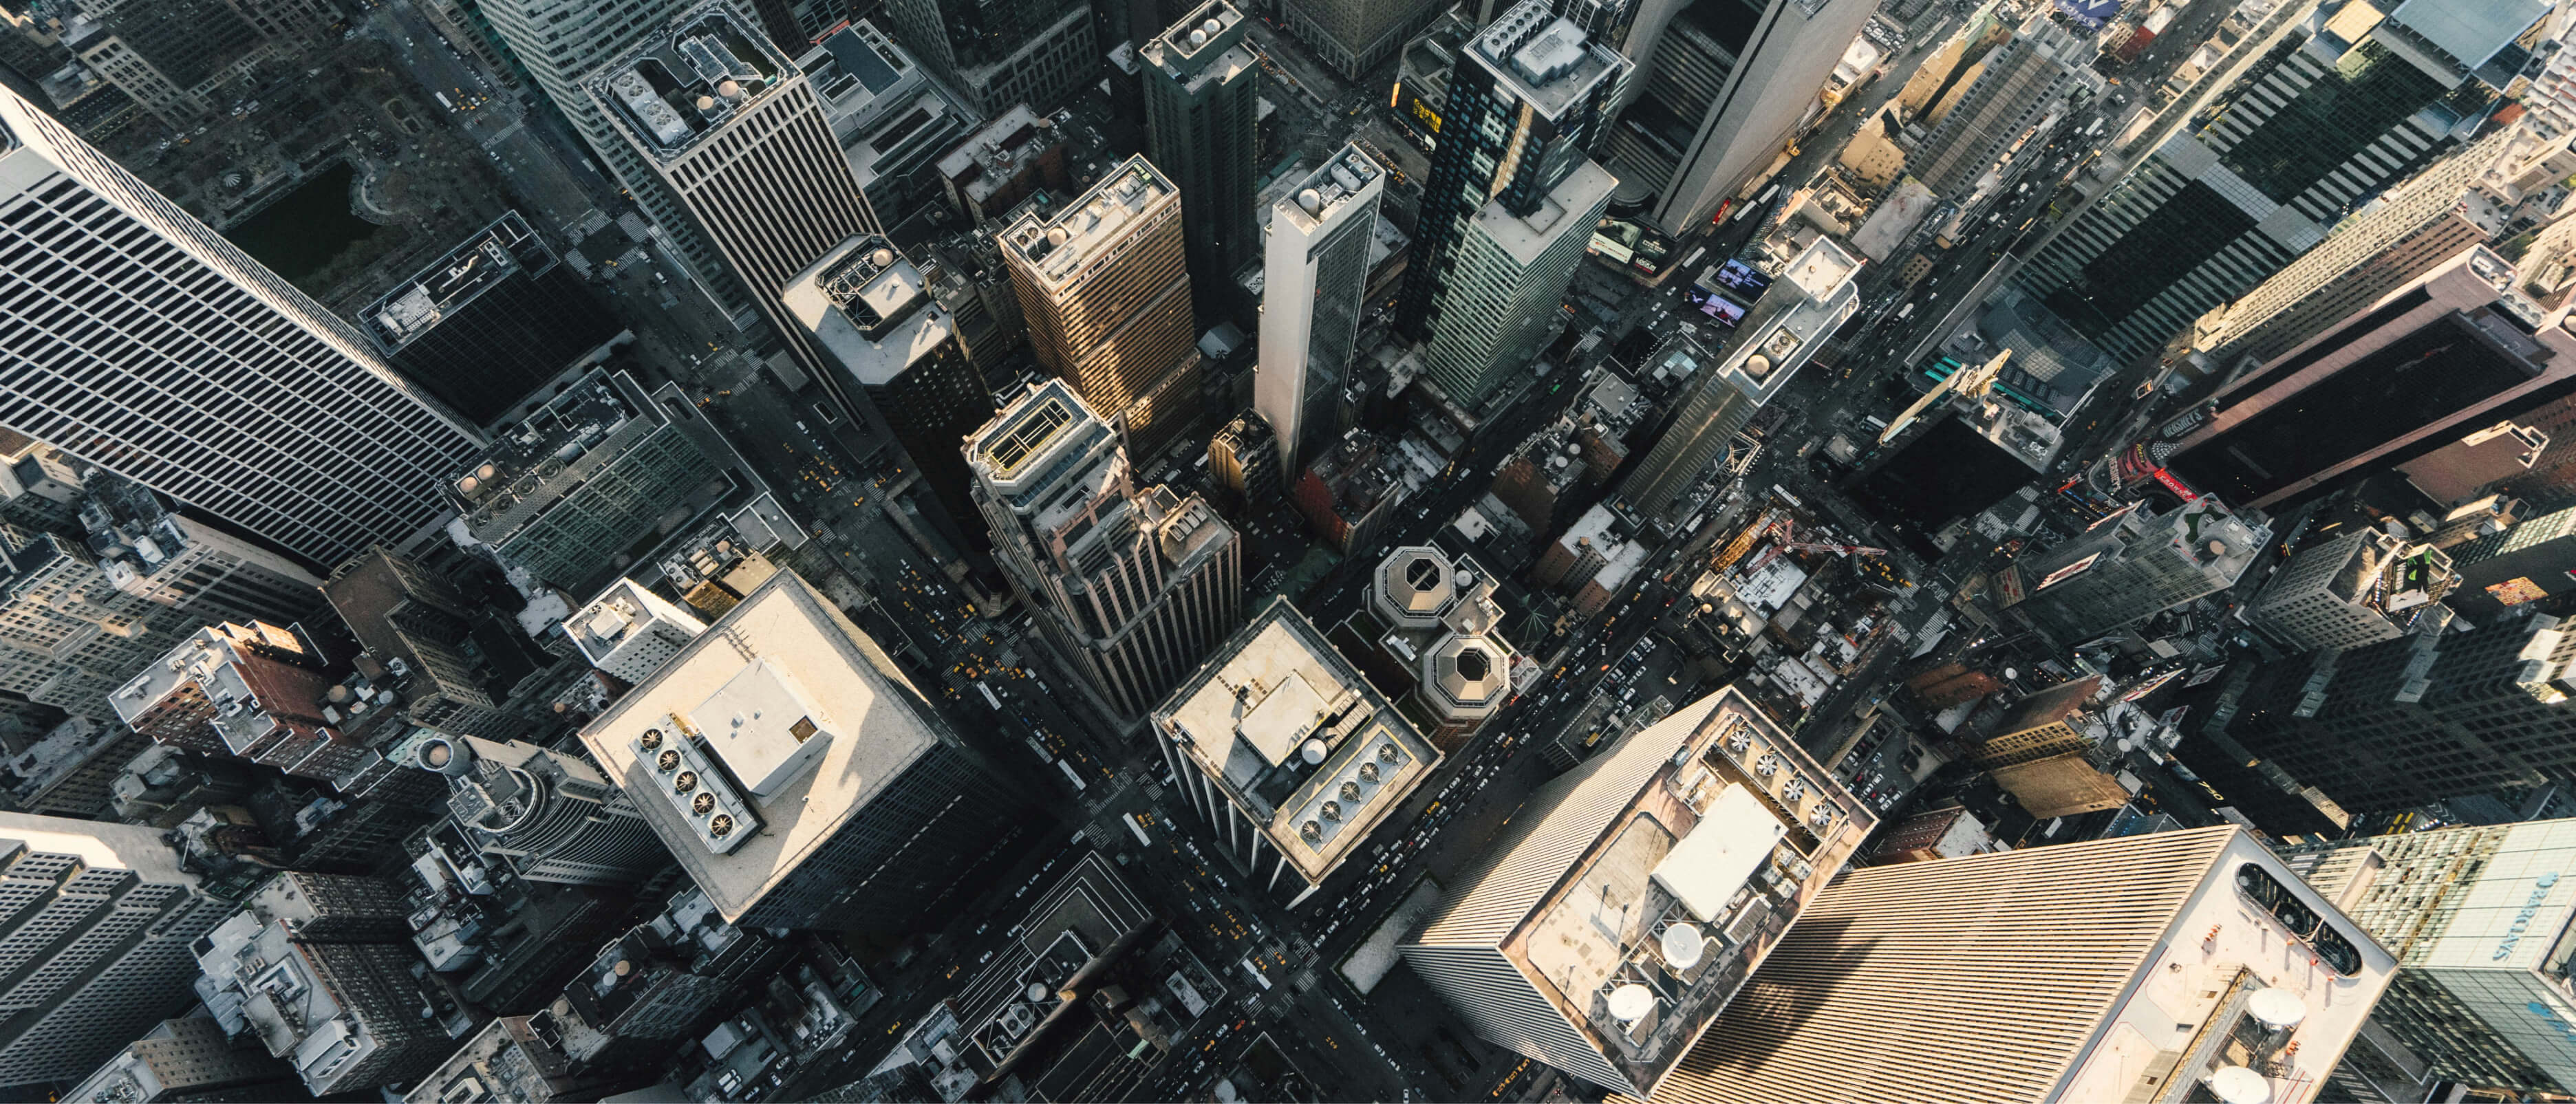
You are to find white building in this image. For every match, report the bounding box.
[1257,144,1385,473]
[570,579,709,684]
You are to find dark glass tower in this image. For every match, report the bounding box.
[1143,0,1261,307]
[361,211,623,426]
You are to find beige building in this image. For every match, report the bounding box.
[1646,825,2396,1104]
[996,155,1203,460]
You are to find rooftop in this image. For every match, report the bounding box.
[1704,237,1864,408]
[586,3,794,162]
[936,105,1063,202]
[1154,600,1440,886]
[998,155,1177,288]
[363,213,558,354]
[1275,145,1384,237]
[782,236,957,386]
[1474,159,1617,265]
[575,571,952,922]
[967,380,1121,512]
[1467,0,1625,122]
[447,370,667,544]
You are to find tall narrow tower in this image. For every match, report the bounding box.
[1257,144,1385,473]
[1143,0,1260,301]
[585,2,881,389]
[968,380,1242,722]
[1904,13,2084,199]
[996,155,1204,461]
[0,86,484,569]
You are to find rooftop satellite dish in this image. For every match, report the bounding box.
[1025,982,1049,1002]
[872,247,897,268]
[1296,188,1322,215]
[2246,990,2306,1031]
[1660,924,1705,970]
[696,94,716,109]
[1046,226,1069,246]
[1189,28,1207,45]
[1300,739,1327,765]
[716,79,742,98]
[1607,984,1654,1023]
[2204,1066,2271,1104]
[2003,667,2019,681]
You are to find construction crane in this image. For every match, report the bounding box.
[1741,520,1888,576]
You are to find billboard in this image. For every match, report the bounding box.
[2054,0,2121,28]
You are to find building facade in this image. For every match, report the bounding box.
[0,814,233,1090]
[0,85,484,570]
[1142,1,1260,300]
[969,381,1243,722]
[1256,144,1384,473]
[1651,826,2394,1103]
[2008,497,2270,642]
[2016,0,2542,366]
[195,872,454,1096]
[2249,530,2456,651]
[415,734,669,885]
[996,156,1205,461]
[877,0,1096,112]
[1905,13,2083,199]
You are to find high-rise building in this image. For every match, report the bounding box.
[0,528,204,718]
[2006,498,2270,642]
[473,0,750,317]
[1364,545,1522,744]
[996,156,1205,460]
[71,470,325,627]
[1904,14,2084,199]
[1601,0,1876,235]
[568,578,710,684]
[1278,0,1441,77]
[583,3,881,387]
[2187,126,2566,368]
[1206,411,1284,515]
[407,1015,637,1104]
[446,369,731,595]
[540,885,791,1064]
[62,1017,298,1104]
[0,85,484,570]
[783,235,994,545]
[2017,0,2546,367]
[1619,239,1862,523]
[1961,675,2101,767]
[1399,686,1874,1096]
[1257,144,1385,472]
[2286,819,2576,1095]
[804,22,979,226]
[2220,607,2576,813]
[1649,825,2394,1104]
[2248,530,2456,651]
[0,431,83,532]
[0,814,233,1090]
[576,570,1020,929]
[112,620,383,783]
[195,872,455,1096]
[2167,245,2576,510]
[968,381,1244,722]
[1397,0,1623,407]
[1151,597,1441,905]
[321,548,522,739]
[414,734,669,885]
[359,211,624,427]
[877,0,1095,113]
[1142,1,1259,299]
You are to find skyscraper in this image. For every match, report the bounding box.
[996,155,1205,460]
[1619,238,1862,522]
[2220,606,2576,813]
[473,0,750,317]
[1278,0,1442,78]
[878,0,1096,113]
[1601,0,1877,235]
[2018,0,2546,366]
[62,1018,298,1104]
[0,85,484,570]
[2248,530,2456,651]
[2166,245,2576,510]
[1143,1,1260,300]
[584,3,881,386]
[968,380,1243,722]
[359,211,624,426]
[113,620,383,783]
[577,570,1021,929]
[0,529,206,718]
[2186,125,2556,368]
[414,734,670,886]
[1399,686,1874,1096]
[1397,0,1624,407]
[1258,144,1385,473]
[1649,826,2394,1104]
[0,813,233,1090]
[1904,13,2084,199]
[2288,819,2576,1096]
[1151,597,1441,905]
[194,872,455,1096]
[2006,497,2269,642]
[783,235,994,548]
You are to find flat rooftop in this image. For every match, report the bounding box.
[1474,158,1616,266]
[1155,600,1439,885]
[1276,144,1384,238]
[782,235,956,386]
[998,155,1177,290]
[449,369,658,543]
[363,212,555,353]
[577,570,949,923]
[586,3,795,162]
[966,379,1120,513]
[1468,0,1624,123]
